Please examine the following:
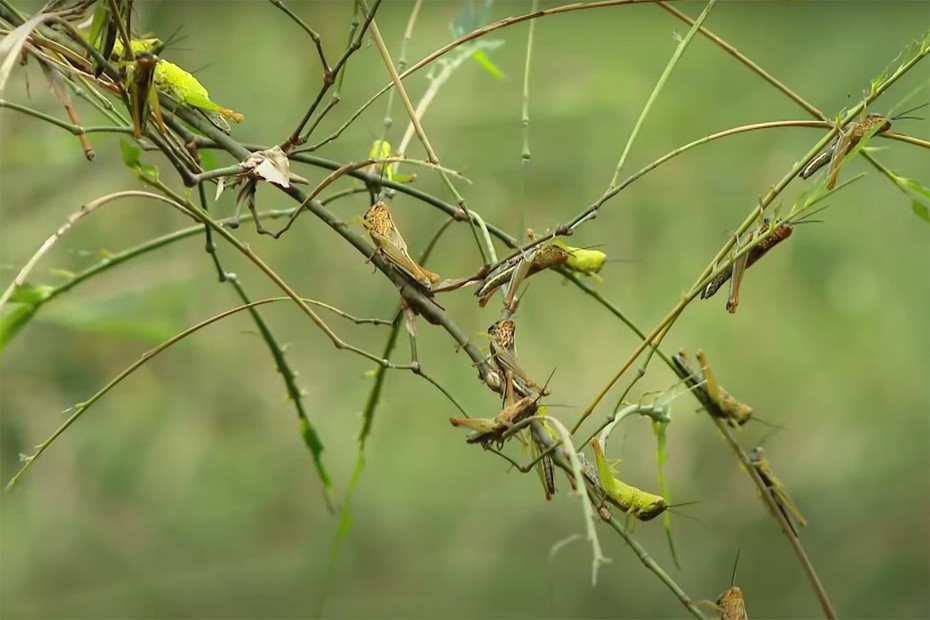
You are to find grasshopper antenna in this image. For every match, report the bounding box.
[791,201,835,225]
[729,548,742,588]
[754,425,783,449]
[147,24,187,55]
[889,101,928,121]
[535,367,558,402]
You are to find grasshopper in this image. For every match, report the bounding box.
[800,104,926,189]
[448,393,541,447]
[83,0,125,77]
[125,49,165,138]
[555,239,607,281]
[672,349,752,426]
[368,140,416,185]
[363,201,440,291]
[449,368,550,447]
[587,438,667,521]
[709,551,749,620]
[537,442,556,500]
[749,445,807,537]
[487,319,550,398]
[701,218,793,314]
[112,36,243,135]
[476,242,569,308]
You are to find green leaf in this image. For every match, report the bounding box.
[911,199,930,223]
[300,416,335,499]
[120,139,160,182]
[450,0,495,38]
[199,148,218,172]
[450,1,505,79]
[1,283,54,352]
[120,139,142,169]
[652,420,680,570]
[39,284,187,344]
[471,47,504,79]
[0,304,39,352]
[902,177,930,201]
[318,452,366,617]
[8,282,53,305]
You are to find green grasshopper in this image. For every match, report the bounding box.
[112,36,243,135]
[363,201,440,291]
[476,242,569,308]
[587,438,667,521]
[700,218,794,314]
[749,445,807,537]
[800,103,926,189]
[487,318,550,398]
[368,140,417,185]
[555,239,607,281]
[672,349,752,426]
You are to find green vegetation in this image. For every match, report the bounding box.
[1,1,928,618]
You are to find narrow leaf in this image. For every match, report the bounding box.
[0,304,39,352]
[299,416,335,497]
[8,282,53,305]
[653,420,681,569]
[0,14,48,96]
[471,48,504,79]
[912,199,930,223]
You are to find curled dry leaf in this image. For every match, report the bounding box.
[238,146,308,189]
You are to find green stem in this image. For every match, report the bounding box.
[607,0,718,188]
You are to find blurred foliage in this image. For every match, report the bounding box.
[1,1,928,619]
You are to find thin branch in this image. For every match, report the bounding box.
[0,191,193,311]
[167,105,499,388]
[268,0,330,74]
[658,2,929,211]
[377,0,422,141]
[5,296,390,490]
[707,416,836,620]
[607,0,718,188]
[312,0,664,153]
[366,14,491,266]
[282,0,381,147]
[601,515,707,619]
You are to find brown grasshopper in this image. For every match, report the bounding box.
[448,393,541,447]
[476,242,569,308]
[713,551,749,620]
[449,367,551,447]
[672,349,752,426]
[800,104,927,189]
[749,445,807,537]
[488,319,551,398]
[126,49,167,139]
[700,218,794,314]
[363,201,440,291]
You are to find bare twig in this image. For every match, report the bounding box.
[0,191,193,311]
[282,0,381,148]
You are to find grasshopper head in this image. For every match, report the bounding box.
[634,496,668,521]
[716,587,748,620]
[488,319,516,353]
[531,242,570,270]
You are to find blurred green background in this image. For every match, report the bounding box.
[2,1,928,618]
